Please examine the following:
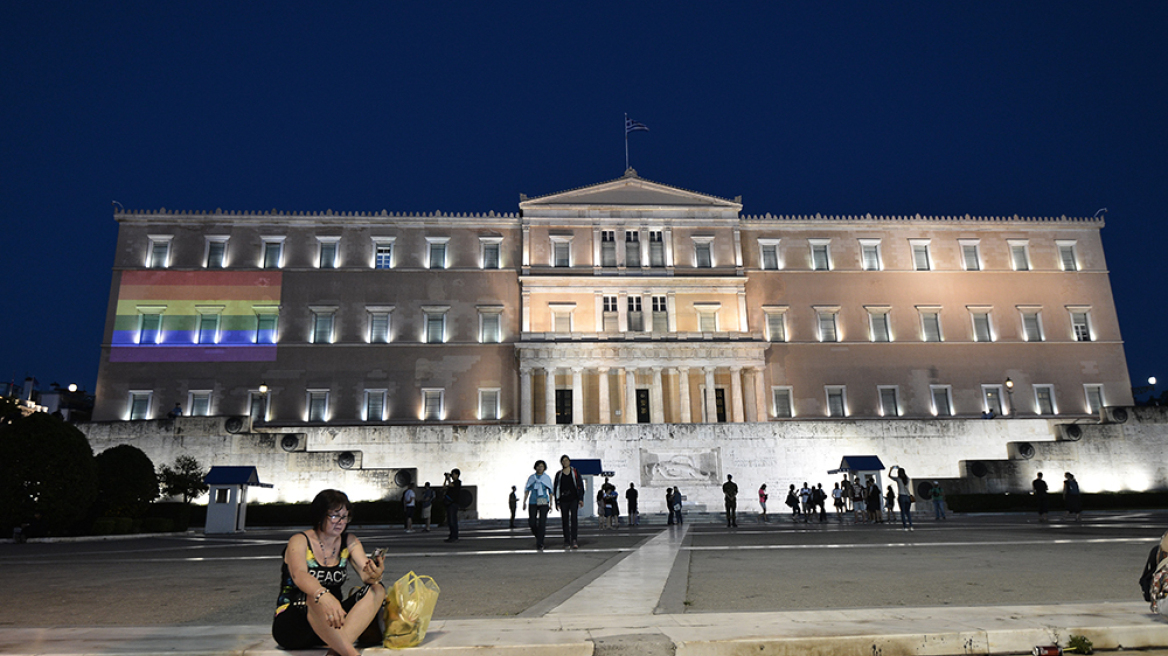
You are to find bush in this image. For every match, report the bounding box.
[94,445,159,519]
[0,410,98,535]
[91,517,134,535]
[141,517,175,533]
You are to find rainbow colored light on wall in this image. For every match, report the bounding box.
[110,270,282,362]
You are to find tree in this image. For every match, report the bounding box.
[158,455,209,504]
[94,445,159,519]
[0,410,98,534]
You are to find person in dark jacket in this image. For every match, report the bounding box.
[553,455,584,549]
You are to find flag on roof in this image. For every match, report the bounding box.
[625,117,649,134]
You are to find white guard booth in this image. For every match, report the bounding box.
[204,466,273,534]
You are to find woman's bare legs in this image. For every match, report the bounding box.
[306,583,387,656]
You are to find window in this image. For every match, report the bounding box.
[479,388,500,420]
[317,237,339,269]
[312,309,336,344]
[859,240,881,271]
[197,311,221,345]
[910,240,932,271]
[1084,385,1104,415]
[625,231,641,267]
[1009,240,1031,271]
[931,386,953,417]
[764,308,787,342]
[773,387,793,418]
[878,386,899,417]
[809,240,831,270]
[205,238,228,268]
[249,390,269,422]
[649,231,665,267]
[427,238,449,269]
[255,307,279,344]
[601,231,616,267]
[651,296,668,332]
[138,311,163,345]
[1057,241,1078,271]
[549,303,574,334]
[373,238,395,269]
[867,307,891,342]
[816,307,839,342]
[147,236,172,268]
[960,240,981,271]
[478,306,502,343]
[1070,309,1092,342]
[368,308,392,344]
[759,239,781,270]
[364,390,386,421]
[552,238,571,267]
[307,390,329,422]
[422,389,444,421]
[129,391,152,420]
[982,385,1004,416]
[693,237,713,268]
[695,303,719,332]
[262,238,285,269]
[188,391,211,417]
[627,296,644,331]
[826,386,847,417]
[1034,385,1056,415]
[919,308,942,342]
[423,307,448,343]
[602,295,618,332]
[970,309,993,342]
[480,238,502,269]
[1020,309,1043,342]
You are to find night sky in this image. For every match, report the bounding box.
[3,3,1165,397]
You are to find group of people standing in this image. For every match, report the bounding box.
[1032,471,1082,522]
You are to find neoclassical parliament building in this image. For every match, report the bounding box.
[93,170,1133,427]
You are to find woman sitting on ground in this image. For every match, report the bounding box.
[272,489,387,656]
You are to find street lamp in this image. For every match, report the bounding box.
[1004,377,1015,418]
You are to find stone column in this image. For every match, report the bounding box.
[545,367,557,425]
[598,367,611,424]
[650,367,665,424]
[704,367,717,423]
[520,367,533,425]
[743,369,757,423]
[572,367,584,425]
[730,365,745,423]
[625,368,637,424]
[753,366,768,422]
[678,366,691,423]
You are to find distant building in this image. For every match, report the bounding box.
[92,170,1132,425]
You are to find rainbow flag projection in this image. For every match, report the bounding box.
[110,270,282,362]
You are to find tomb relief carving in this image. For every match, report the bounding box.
[640,448,720,486]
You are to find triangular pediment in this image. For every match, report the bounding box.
[520,170,741,211]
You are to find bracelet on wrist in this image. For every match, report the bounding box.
[313,589,327,604]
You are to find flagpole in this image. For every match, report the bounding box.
[624,113,629,171]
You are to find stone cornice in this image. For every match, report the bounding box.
[516,339,767,371]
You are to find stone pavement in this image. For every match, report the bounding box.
[3,515,1167,655]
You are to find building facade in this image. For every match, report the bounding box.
[93,170,1132,426]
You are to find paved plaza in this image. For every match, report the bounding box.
[2,510,1166,654]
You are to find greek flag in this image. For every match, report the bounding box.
[625,117,649,134]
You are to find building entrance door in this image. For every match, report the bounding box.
[714,389,728,423]
[555,389,573,424]
[635,389,651,423]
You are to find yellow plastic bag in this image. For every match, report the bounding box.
[383,571,440,649]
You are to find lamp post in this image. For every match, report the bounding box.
[255,382,269,424]
[1004,377,1015,418]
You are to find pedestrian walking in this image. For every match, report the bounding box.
[866,478,881,523]
[832,482,845,520]
[522,460,554,551]
[419,482,434,532]
[508,485,518,529]
[758,483,769,523]
[1064,472,1082,522]
[553,455,584,549]
[666,487,675,525]
[786,484,802,522]
[892,466,914,530]
[402,481,416,533]
[673,487,684,524]
[1033,472,1049,522]
[603,481,620,529]
[930,481,947,520]
[442,469,462,542]
[723,474,739,527]
[841,475,854,512]
[815,483,827,522]
[626,483,639,526]
[851,476,866,522]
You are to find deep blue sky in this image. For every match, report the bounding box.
[2,3,1165,396]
